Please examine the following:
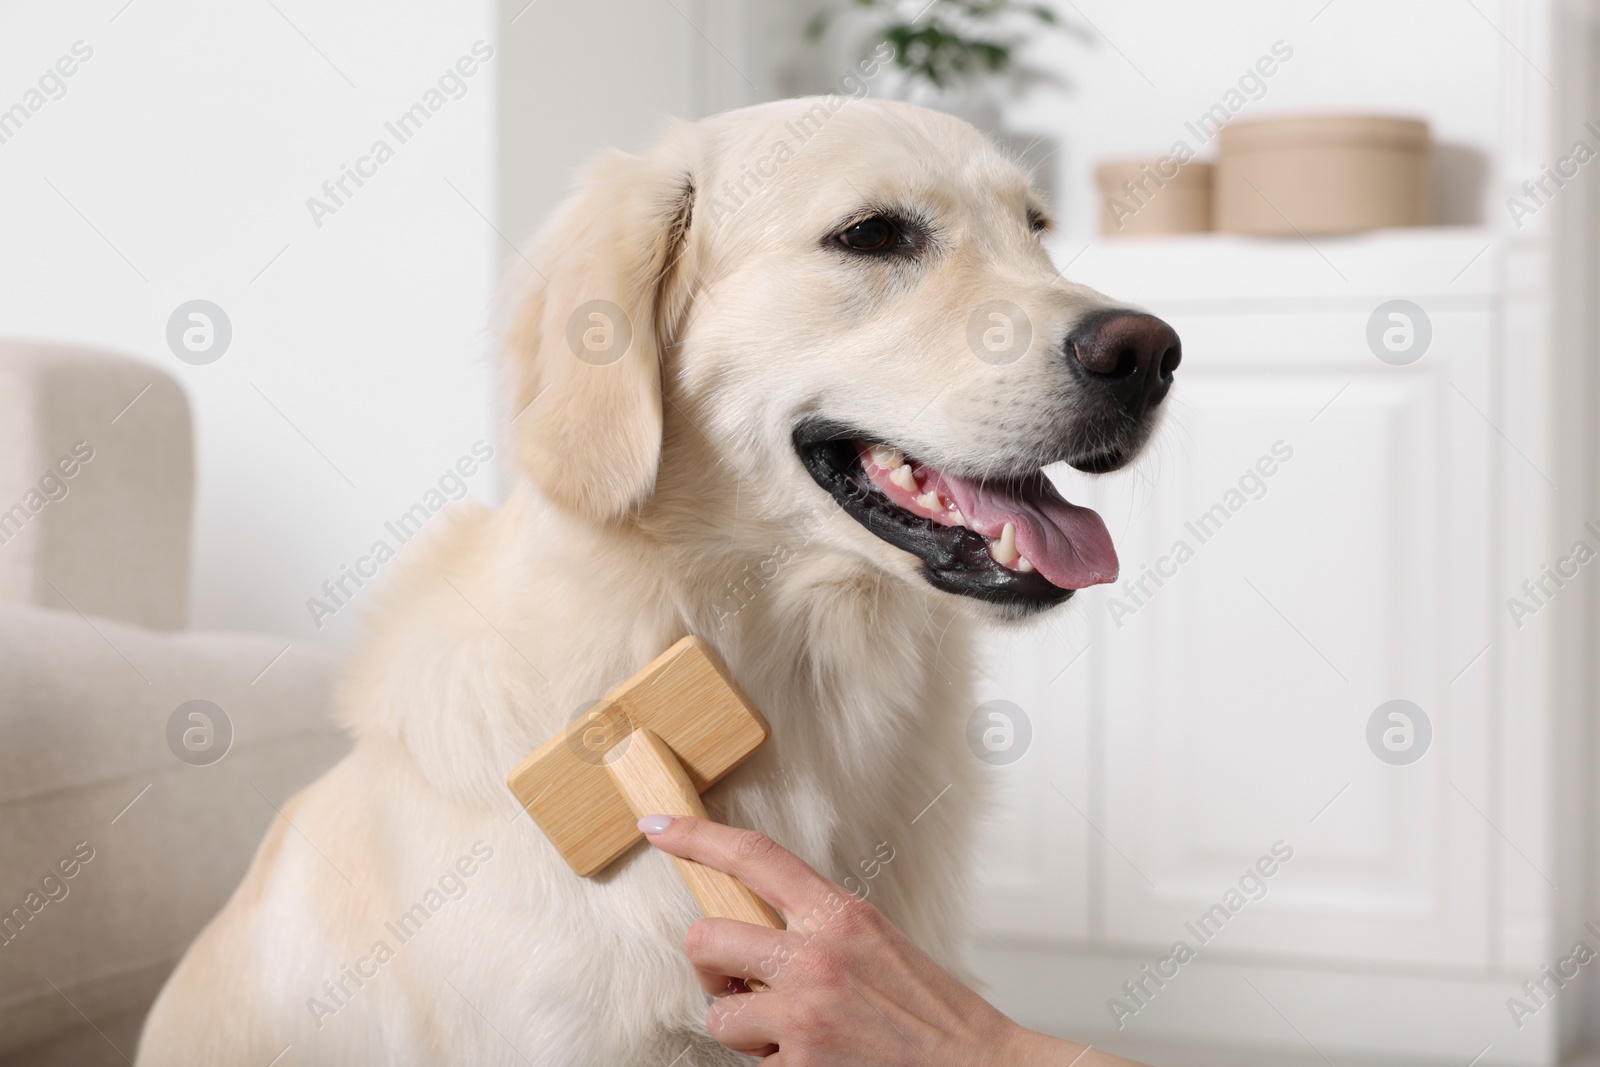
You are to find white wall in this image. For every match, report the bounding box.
[498,0,692,250]
[0,0,498,646]
[497,0,760,265]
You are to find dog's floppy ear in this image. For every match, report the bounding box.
[507,139,697,520]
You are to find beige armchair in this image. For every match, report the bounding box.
[0,342,348,1065]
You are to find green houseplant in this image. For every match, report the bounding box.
[806,0,1065,100]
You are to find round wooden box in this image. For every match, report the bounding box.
[1096,159,1214,237]
[1215,115,1431,235]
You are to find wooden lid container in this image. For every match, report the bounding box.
[1215,114,1431,235]
[1096,159,1214,237]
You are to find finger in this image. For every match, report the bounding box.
[640,816,837,920]
[687,917,795,993]
[704,991,781,1057]
[694,969,752,999]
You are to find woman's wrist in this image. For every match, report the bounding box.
[1001,1022,1144,1067]
[988,1019,1069,1066]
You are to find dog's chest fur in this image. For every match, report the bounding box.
[338,496,988,1062]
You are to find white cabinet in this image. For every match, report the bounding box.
[969,230,1571,1066]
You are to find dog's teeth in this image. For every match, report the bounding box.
[869,444,905,469]
[1017,555,1035,573]
[990,522,1019,565]
[915,488,942,511]
[890,464,917,492]
[950,508,965,527]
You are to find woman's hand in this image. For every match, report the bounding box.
[641,814,1146,1066]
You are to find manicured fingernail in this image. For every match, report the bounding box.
[638,815,674,835]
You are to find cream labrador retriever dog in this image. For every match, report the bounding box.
[138,96,1179,1065]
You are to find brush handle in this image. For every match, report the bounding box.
[607,728,783,989]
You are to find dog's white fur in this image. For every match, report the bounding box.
[137,97,1132,1065]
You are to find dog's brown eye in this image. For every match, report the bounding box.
[839,217,897,252]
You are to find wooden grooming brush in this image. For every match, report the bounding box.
[507,636,782,982]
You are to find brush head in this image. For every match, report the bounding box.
[506,636,770,876]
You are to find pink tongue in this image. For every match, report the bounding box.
[939,470,1119,590]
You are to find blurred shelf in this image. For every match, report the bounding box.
[1052,226,1497,310]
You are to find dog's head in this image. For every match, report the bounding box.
[507,98,1179,620]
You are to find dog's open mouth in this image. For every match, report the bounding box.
[795,424,1118,610]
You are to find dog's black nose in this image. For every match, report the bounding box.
[1067,311,1182,416]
